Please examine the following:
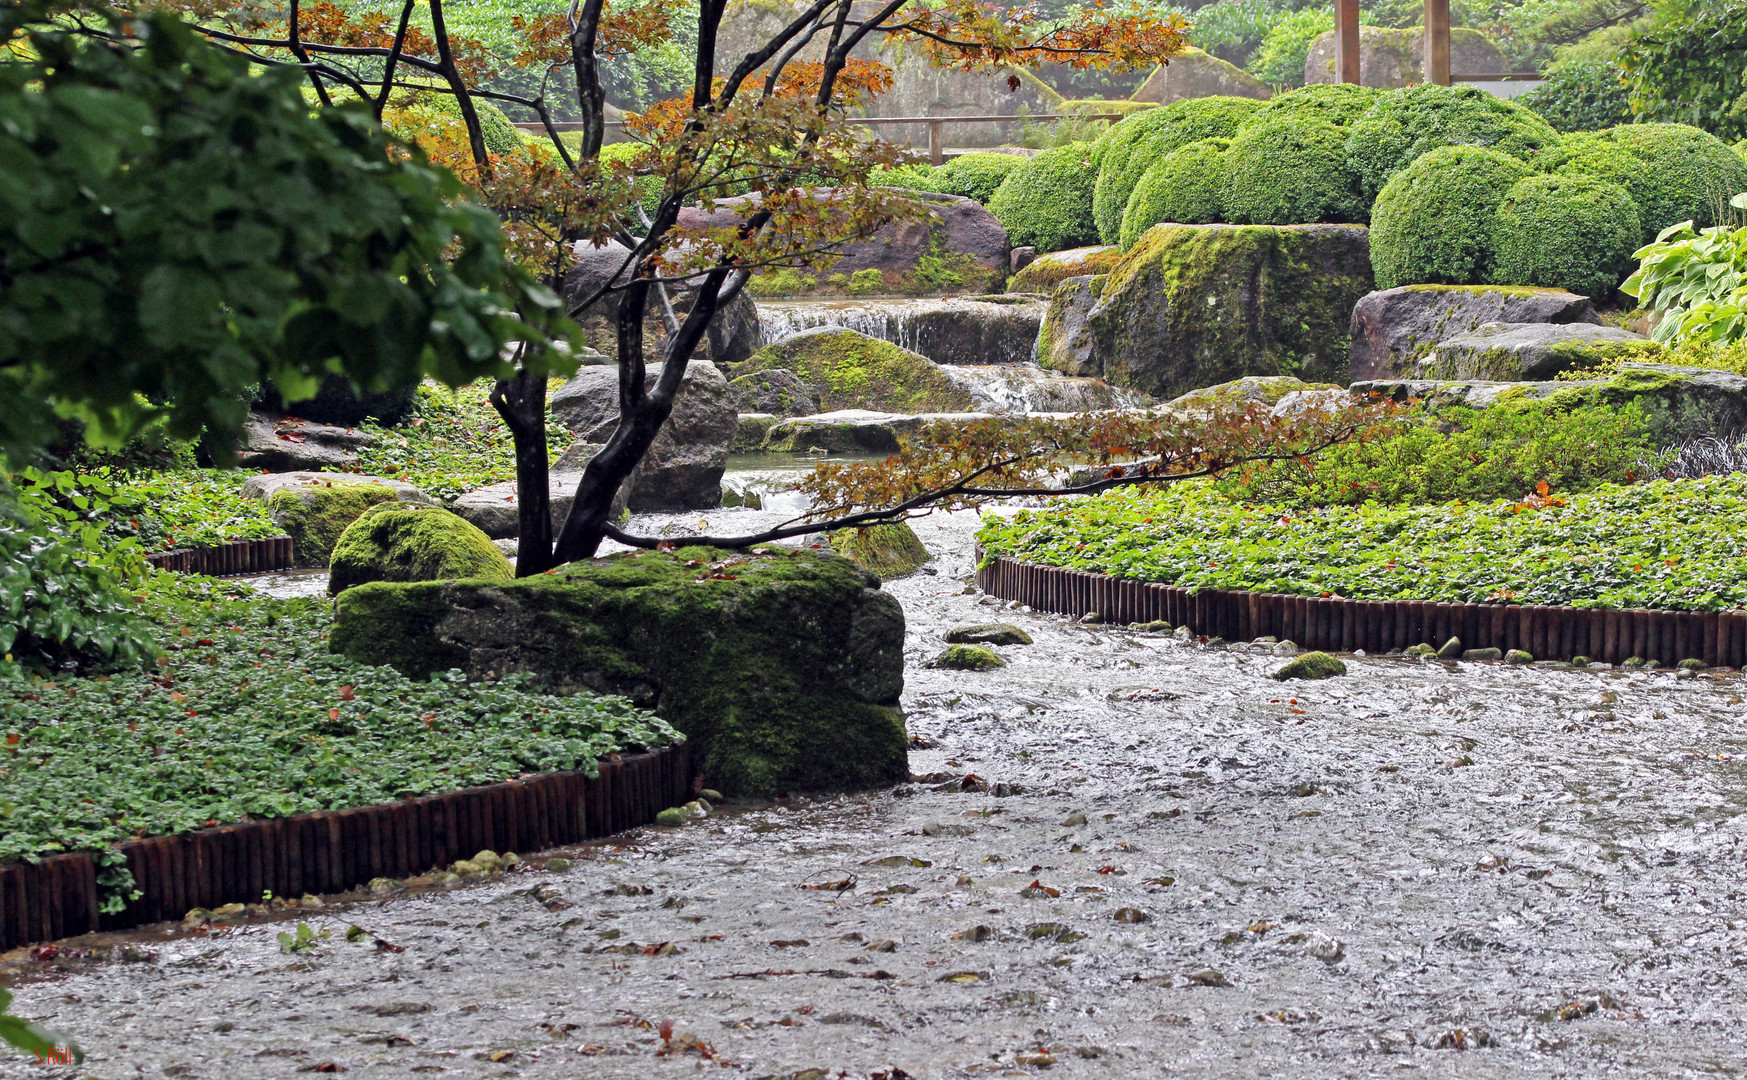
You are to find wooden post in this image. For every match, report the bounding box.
[1424,0,1451,85]
[928,120,944,166]
[1336,0,1361,84]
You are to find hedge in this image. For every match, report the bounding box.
[1488,174,1642,299]
[1603,123,1747,241]
[930,151,1027,205]
[1369,145,1533,290]
[1119,138,1230,248]
[1089,96,1266,245]
[1223,117,1367,225]
[1235,82,1380,132]
[987,142,1102,253]
[1519,59,1633,133]
[1346,83,1560,200]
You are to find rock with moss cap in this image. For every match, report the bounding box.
[327,504,512,594]
[1160,376,1341,420]
[944,623,1033,646]
[1349,284,1603,380]
[1008,246,1122,294]
[1272,651,1347,680]
[931,644,1006,671]
[1090,223,1372,400]
[729,369,817,416]
[257,477,434,567]
[328,545,906,798]
[736,328,977,414]
[829,523,930,580]
[1417,322,1658,381]
[1129,48,1271,107]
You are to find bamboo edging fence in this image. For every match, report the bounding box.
[0,743,690,951]
[143,536,295,576]
[976,555,1742,670]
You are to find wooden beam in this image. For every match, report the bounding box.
[1424,0,1451,85]
[1335,0,1361,84]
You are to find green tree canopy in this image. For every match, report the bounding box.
[0,4,561,465]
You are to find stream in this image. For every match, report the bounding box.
[6,509,1747,1078]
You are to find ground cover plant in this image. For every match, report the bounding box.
[0,574,677,908]
[977,474,1747,611]
[351,379,577,504]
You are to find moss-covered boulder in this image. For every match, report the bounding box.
[327,505,512,595]
[1348,284,1603,380]
[1129,48,1272,108]
[944,623,1033,646]
[1272,651,1347,680]
[1007,246,1122,293]
[1036,275,1106,377]
[930,644,1005,671]
[729,369,818,416]
[1088,223,1374,399]
[829,523,930,579]
[328,546,908,797]
[1418,322,1658,381]
[736,328,976,414]
[1160,376,1341,418]
[265,481,404,567]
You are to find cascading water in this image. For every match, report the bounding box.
[755,297,1047,367]
[939,364,1152,415]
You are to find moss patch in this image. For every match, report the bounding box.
[1008,246,1123,293]
[329,546,908,797]
[829,522,930,579]
[736,329,975,414]
[327,504,512,595]
[267,483,401,567]
[931,644,1005,671]
[1273,651,1346,680]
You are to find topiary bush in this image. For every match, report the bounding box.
[1234,82,1380,132]
[930,151,1027,205]
[1369,145,1533,289]
[1089,96,1267,245]
[597,140,663,214]
[1347,83,1560,200]
[1223,117,1367,225]
[1602,123,1747,241]
[987,142,1102,253]
[1119,138,1230,248]
[1488,174,1641,298]
[1519,59,1633,133]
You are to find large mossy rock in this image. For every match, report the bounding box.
[729,369,818,416]
[328,546,908,797]
[269,483,401,568]
[1416,322,1658,381]
[1088,223,1373,400]
[236,413,376,472]
[328,504,512,594]
[1130,48,1272,105]
[1349,284,1603,379]
[1007,246,1122,293]
[1161,376,1341,419]
[736,328,977,414]
[549,363,736,512]
[1036,275,1106,377]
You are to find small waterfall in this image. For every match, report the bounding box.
[939,365,1153,415]
[757,300,928,354]
[755,297,1047,367]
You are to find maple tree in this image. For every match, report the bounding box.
[36,0,1392,571]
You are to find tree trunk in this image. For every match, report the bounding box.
[490,365,555,577]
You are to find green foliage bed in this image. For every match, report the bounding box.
[0,576,677,903]
[978,477,1747,613]
[352,379,576,504]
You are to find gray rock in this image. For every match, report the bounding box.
[1436,636,1463,659]
[756,296,1046,367]
[1131,47,1270,104]
[681,188,1009,295]
[1036,275,1105,377]
[729,369,818,416]
[758,409,1000,454]
[240,470,431,505]
[944,623,1033,646]
[450,461,631,541]
[1161,376,1341,419]
[236,413,377,473]
[1462,647,1503,661]
[1349,284,1603,380]
[1011,246,1037,274]
[707,288,766,366]
[561,239,763,365]
[1417,322,1655,381]
[549,362,737,512]
[1090,224,1374,400]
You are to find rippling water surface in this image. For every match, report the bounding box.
[7,510,1747,1079]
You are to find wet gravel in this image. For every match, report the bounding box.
[7,510,1747,1079]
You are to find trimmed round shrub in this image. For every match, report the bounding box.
[1539,132,1658,240]
[1119,139,1230,248]
[1488,174,1641,298]
[987,142,1101,253]
[598,140,663,214]
[1347,83,1560,200]
[1519,59,1633,133]
[1089,95,1267,244]
[1223,118,1366,225]
[931,152,1027,205]
[408,88,523,157]
[1235,83,1381,133]
[1603,123,1747,239]
[1369,145,1533,289]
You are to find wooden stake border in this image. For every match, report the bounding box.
[143,536,296,576]
[0,742,689,951]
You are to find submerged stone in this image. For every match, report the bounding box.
[1272,651,1347,680]
[944,623,1034,646]
[931,644,1006,671]
[329,546,907,798]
